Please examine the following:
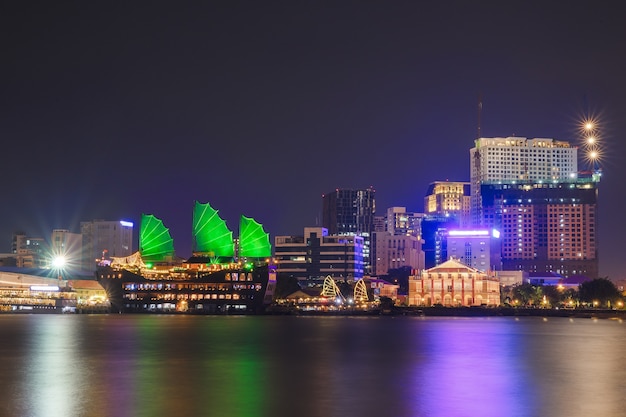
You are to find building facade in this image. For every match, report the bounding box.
[445,229,501,273]
[470,137,578,225]
[408,258,500,307]
[11,233,46,268]
[81,220,134,272]
[274,227,364,285]
[424,181,470,225]
[480,180,598,278]
[322,188,375,274]
[421,215,460,269]
[385,207,423,237]
[50,229,82,270]
[371,207,424,276]
[373,232,424,276]
[495,270,528,287]
[469,137,597,278]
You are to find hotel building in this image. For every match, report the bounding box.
[480,180,598,278]
[469,137,598,278]
[470,137,577,226]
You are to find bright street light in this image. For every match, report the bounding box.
[52,255,66,269]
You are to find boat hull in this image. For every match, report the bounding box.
[96,264,275,314]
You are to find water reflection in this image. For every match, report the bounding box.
[520,317,626,416]
[413,317,535,417]
[1,315,625,417]
[21,316,85,416]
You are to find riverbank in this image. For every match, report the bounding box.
[386,306,626,319]
[266,304,626,319]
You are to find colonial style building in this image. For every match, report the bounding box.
[408,258,500,306]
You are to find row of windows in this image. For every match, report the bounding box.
[123,293,248,301]
[123,282,261,291]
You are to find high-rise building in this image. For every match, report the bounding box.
[470,137,577,225]
[470,136,598,278]
[480,180,598,278]
[470,137,599,278]
[322,188,375,274]
[372,207,424,276]
[373,216,386,233]
[274,227,364,285]
[420,215,460,269]
[421,182,470,269]
[80,220,134,272]
[424,181,470,225]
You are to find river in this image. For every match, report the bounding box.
[0,314,623,417]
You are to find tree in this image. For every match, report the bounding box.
[511,283,543,306]
[274,274,301,299]
[541,285,562,307]
[379,296,394,311]
[561,288,578,308]
[578,278,622,308]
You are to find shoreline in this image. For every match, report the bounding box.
[2,305,625,319]
[266,305,626,319]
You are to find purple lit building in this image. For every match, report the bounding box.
[445,229,502,272]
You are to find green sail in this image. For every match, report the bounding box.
[140,214,175,262]
[239,215,271,258]
[193,201,234,257]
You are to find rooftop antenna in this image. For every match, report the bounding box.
[477,92,483,139]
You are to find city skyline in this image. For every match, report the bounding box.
[1,2,625,279]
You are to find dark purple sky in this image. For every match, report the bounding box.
[2,1,625,279]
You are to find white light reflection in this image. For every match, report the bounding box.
[23,316,85,416]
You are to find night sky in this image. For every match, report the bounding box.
[2,2,625,279]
